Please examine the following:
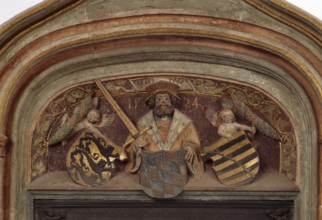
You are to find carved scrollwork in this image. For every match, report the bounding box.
[189,78,224,96]
[279,133,296,180]
[31,86,93,180]
[224,86,296,181]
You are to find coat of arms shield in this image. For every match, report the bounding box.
[139,149,188,198]
[202,131,260,186]
[66,131,127,186]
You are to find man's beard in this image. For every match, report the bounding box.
[153,105,175,117]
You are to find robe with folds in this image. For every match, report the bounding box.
[126,109,204,177]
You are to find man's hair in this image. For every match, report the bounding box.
[146,92,181,109]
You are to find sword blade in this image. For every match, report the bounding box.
[94,79,139,138]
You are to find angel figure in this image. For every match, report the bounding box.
[48,96,115,146]
[60,98,116,145]
[46,95,128,187]
[204,106,256,140]
[217,109,256,140]
[203,106,259,186]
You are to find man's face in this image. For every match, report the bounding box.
[155,93,171,108]
[153,93,174,117]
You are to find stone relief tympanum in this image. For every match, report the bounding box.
[30,75,296,198]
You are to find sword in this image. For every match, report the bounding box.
[94,79,150,147]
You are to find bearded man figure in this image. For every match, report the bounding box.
[126,81,203,198]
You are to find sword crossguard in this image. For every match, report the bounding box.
[123,126,151,148]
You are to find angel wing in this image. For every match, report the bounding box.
[232,99,280,140]
[204,106,218,127]
[96,113,116,128]
[48,95,92,145]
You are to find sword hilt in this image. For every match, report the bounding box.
[122,126,151,148]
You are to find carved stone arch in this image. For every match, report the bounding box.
[0,1,320,220]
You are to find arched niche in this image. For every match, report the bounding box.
[0,1,320,220]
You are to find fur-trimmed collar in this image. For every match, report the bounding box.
[138,109,191,150]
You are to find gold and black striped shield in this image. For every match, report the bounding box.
[202,131,260,186]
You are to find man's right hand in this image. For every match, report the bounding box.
[134,135,148,149]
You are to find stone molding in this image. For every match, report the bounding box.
[0,134,7,158]
[0,1,320,220]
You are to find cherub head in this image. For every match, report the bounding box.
[219,109,235,124]
[86,109,101,124]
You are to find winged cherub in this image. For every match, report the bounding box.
[204,106,255,140]
[67,108,115,140]
[218,109,256,139]
[56,96,115,146]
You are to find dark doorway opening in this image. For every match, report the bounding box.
[34,199,293,220]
